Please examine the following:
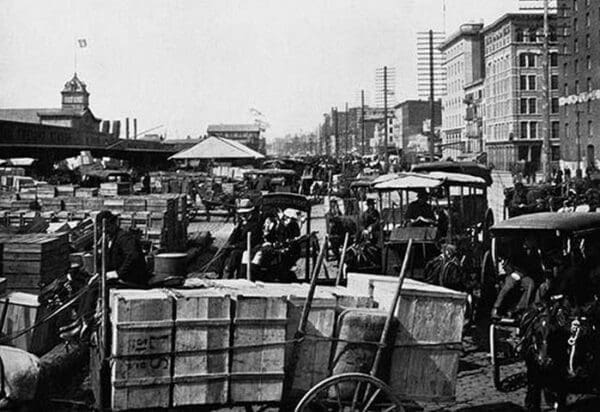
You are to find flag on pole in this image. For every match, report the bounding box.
[77,39,87,48]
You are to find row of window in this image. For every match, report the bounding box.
[518,74,560,91]
[519,97,560,114]
[519,121,561,140]
[564,78,594,95]
[518,52,558,68]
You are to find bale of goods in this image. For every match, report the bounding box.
[123,197,147,212]
[347,273,466,402]
[40,198,63,212]
[74,187,98,198]
[55,185,76,197]
[36,185,57,199]
[99,182,130,197]
[81,197,104,211]
[108,289,173,411]
[62,197,84,212]
[0,233,70,293]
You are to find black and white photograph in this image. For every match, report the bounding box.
[1,0,600,410]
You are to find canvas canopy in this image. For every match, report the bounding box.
[169,136,264,160]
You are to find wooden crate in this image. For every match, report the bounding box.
[75,187,98,198]
[347,273,466,402]
[62,197,84,212]
[172,289,230,406]
[123,197,147,212]
[258,283,336,399]
[230,292,287,403]
[109,289,174,411]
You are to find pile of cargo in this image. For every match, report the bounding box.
[0,233,70,293]
[95,281,374,410]
[149,171,208,195]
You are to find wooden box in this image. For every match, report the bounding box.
[347,273,466,402]
[172,289,231,406]
[0,292,39,352]
[109,289,174,411]
[230,292,287,403]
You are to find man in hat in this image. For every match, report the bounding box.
[96,210,149,286]
[405,190,435,227]
[223,198,262,279]
[360,198,380,243]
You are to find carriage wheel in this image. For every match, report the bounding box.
[489,321,521,391]
[479,250,497,322]
[294,372,405,412]
[489,323,502,390]
[482,208,494,248]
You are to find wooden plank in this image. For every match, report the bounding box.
[172,289,230,406]
[230,292,287,403]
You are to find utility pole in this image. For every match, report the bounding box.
[334,107,339,157]
[577,108,581,171]
[384,66,389,172]
[345,102,349,154]
[361,90,366,156]
[429,30,436,160]
[541,0,551,181]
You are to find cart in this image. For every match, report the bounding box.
[485,212,600,390]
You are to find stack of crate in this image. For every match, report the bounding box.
[99,182,130,197]
[40,198,63,212]
[62,197,85,212]
[123,197,147,212]
[75,187,98,198]
[82,197,104,211]
[56,185,76,197]
[36,185,57,199]
[0,233,70,293]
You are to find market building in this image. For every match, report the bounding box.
[482,12,560,172]
[557,0,600,170]
[206,124,265,154]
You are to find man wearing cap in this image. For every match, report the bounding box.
[223,198,262,279]
[96,210,149,286]
[360,198,380,243]
[405,190,435,227]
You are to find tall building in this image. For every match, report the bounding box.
[557,0,600,170]
[439,22,485,159]
[0,73,102,132]
[482,13,559,171]
[417,31,447,99]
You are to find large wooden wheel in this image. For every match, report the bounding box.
[294,372,405,412]
[478,250,498,321]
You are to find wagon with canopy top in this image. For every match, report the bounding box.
[243,168,299,193]
[485,212,600,391]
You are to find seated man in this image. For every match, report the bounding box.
[95,210,150,287]
[492,238,542,319]
[222,199,262,279]
[360,198,380,243]
[405,190,435,227]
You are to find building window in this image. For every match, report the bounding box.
[551,53,558,66]
[520,75,528,90]
[575,59,580,73]
[530,121,538,139]
[521,121,528,139]
[588,55,592,70]
[528,75,536,90]
[575,38,579,53]
[588,77,593,91]
[552,97,559,113]
[565,123,570,140]
[552,146,561,161]
[565,83,569,95]
[564,62,569,75]
[574,0,578,12]
[576,80,580,93]
[516,28,524,42]
[552,121,560,139]
[589,120,593,137]
[586,13,591,27]
[520,98,528,114]
[551,75,559,90]
[529,98,537,114]
[586,34,591,48]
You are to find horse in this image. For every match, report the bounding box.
[520,297,600,411]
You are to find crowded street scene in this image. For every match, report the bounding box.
[2,0,600,411]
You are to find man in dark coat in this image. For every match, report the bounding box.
[96,210,150,286]
[222,199,262,279]
[360,198,380,243]
[405,190,435,226]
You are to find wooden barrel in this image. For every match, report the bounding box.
[154,253,187,277]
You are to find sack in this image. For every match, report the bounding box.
[0,346,41,408]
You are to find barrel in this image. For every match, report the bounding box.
[154,253,187,277]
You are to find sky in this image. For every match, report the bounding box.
[0,0,523,140]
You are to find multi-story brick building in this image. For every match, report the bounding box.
[206,124,265,153]
[440,22,485,159]
[393,100,442,154]
[482,13,560,171]
[557,0,600,170]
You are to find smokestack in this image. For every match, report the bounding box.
[133,118,137,140]
[112,120,121,138]
[126,118,130,139]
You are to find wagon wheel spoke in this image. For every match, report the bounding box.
[351,380,363,409]
[362,387,382,412]
[382,405,399,412]
[361,381,372,404]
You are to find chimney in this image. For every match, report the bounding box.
[126,118,130,139]
[112,120,121,138]
[133,118,137,140]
